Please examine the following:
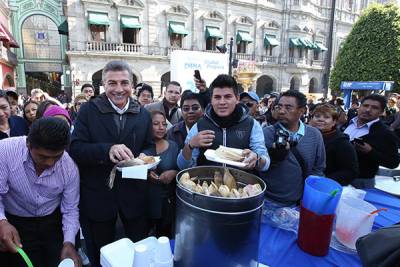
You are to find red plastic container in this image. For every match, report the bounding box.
[297,205,335,256]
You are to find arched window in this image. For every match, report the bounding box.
[22,15,61,59]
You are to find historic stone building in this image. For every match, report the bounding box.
[64,0,373,97]
[9,0,71,95]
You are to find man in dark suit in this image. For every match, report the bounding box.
[344,94,399,188]
[70,61,154,267]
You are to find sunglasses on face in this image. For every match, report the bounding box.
[242,102,255,108]
[182,105,201,112]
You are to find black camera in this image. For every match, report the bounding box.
[274,128,290,149]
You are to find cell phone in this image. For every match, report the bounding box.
[194,70,202,81]
[353,138,365,145]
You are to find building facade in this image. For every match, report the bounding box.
[66,0,371,97]
[9,0,71,96]
[0,0,18,90]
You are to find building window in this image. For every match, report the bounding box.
[298,47,303,58]
[206,38,217,51]
[314,50,320,60]
[90,25,106,42]
[126,0,135,5]
[170,34,183,48]
[122,29,139,44]
[347,0,353,10]
[240,17,249,24]
[293,0,300,6]
[289,47,294,58]
[237,41,247,53]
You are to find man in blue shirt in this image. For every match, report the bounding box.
[177,74,270,172]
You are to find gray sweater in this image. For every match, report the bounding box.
[261,124,326,205]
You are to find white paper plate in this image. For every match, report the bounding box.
[204,149,246,168]
[375,175,400,196]
[116,156,161,171]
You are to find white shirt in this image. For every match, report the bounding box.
[108,98,130,115]
[344,117,380,141]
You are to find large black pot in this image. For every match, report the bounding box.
[174,166,266,267]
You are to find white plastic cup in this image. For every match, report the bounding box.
[132,244,151,267]
[58,258,74,267]
[155,236,173,264]
[335,197,377,249]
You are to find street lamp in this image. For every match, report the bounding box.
[323,0,337,98]
[217,37,234,75]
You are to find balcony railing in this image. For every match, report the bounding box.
[259,56,279,64]
[86,41,141,53]
[234,53,255,60]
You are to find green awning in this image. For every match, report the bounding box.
[169,22,189,36]
[315,42,328,51]
[88,12,110,26]
[236,31,253,43]
[206,26,223,40]
[298,38,316,49]
[58,19,68,35]
[120,16,142,29]
[264,34,279,47]
[289,38,302,47]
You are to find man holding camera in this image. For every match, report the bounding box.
[261,90,325,206]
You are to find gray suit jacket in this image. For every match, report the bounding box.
[145,100,182,129]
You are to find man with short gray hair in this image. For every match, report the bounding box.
[70,60,154,267]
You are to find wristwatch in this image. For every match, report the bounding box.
[188,142,195,150]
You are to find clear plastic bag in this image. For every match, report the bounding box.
[262,199,300,233]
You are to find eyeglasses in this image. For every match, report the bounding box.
[243,102,255,108]
[274,104,296,112]
[182,105,201,112]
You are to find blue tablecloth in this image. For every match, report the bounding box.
[258,189,400,267]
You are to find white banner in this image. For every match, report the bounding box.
[170,50,229,92]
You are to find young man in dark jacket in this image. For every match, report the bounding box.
[344,94,399,188]
[177,74,270,172]
[69,61,154,267]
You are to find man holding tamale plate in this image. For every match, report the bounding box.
[177,74,270,172]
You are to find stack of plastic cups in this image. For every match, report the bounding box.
[132,244,151,267]
[297,176,343,256]
[154,236,173,267]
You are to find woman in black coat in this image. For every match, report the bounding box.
[0,90,28,140]
[310,103,359,185]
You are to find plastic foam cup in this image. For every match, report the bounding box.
[132,244,150,267]
[58,258,74,267]
[155,236,173,264]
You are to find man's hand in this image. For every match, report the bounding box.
[0,220,21,253]
[189,130,215,148]
[109,144,134,163]
[148,171,159,182]
[159,170,178,184]
[194,78,207,93]
[354,142,373,154]
[60,242,82,267]
[242,149,257,170]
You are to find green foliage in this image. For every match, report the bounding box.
[330,3,400,93]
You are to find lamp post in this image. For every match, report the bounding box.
[217,37,234,76]
[323,0,337,98]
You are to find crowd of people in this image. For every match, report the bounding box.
[0,60,399,267]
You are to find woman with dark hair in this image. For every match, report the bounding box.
[146,110,179,238]
[310,103,359,185]
[35,99,59,119]
[23,100,39,127]
[0,90,28,140]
